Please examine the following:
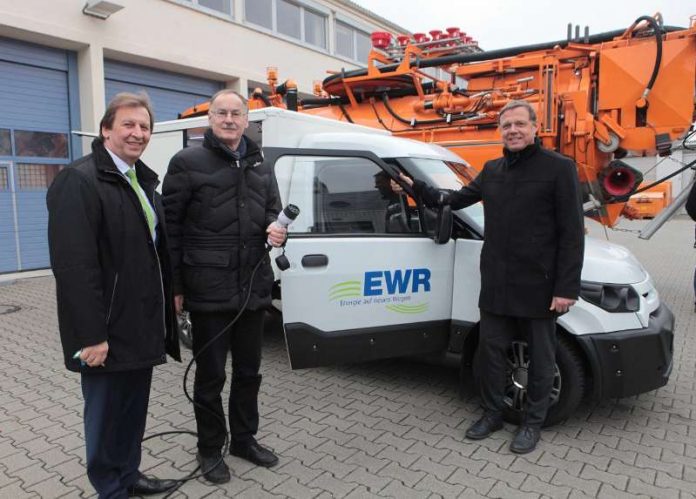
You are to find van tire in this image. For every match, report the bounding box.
[501,334,586,427]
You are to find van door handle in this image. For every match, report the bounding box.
[301,254,328,268]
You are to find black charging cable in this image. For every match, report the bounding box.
[142,245,274,496]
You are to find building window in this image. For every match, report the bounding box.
[335,21,371,63]
[277,0,301,39]
[14,131,69,159]
[304,9,326,48]
[0,166,8,190]
[17,164,64,190]
[245,0,327,49]
[356,30,371,63]
[335,22,353,58]
[181,0,233,16]
[245,0,271,29]
[0,129,11,156]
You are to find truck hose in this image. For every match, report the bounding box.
[381,93,477,127]
[322,24,682,89]
[626,15,663,96]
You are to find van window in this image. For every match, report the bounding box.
[183,127,206,148]
[275,155,423,235]
[396,157,485,233]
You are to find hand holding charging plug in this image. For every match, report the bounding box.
[269,205,300,271]
[74,340,109,367]
[266,223,287,247]
[267,204,300,247]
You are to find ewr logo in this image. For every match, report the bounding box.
[363,268,431,296]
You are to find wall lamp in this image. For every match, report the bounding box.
[82,0,124,20]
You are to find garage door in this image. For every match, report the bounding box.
[104,60,223,121]
[0,37,78,273]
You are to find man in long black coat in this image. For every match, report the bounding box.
[47,93,181,496]
[404,100,584,453]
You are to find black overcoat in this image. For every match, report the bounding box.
[162,130,282,313]
[47,139,181,372]
[415,140,585,318]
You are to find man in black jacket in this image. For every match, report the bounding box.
[47,93,181,497]
[403,100,584,454]
[162,89,285,483]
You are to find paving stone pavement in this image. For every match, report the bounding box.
[0,217,695,498]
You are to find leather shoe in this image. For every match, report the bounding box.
[230,440,279,467]
[127,473,178,496]
[465,414,503,440]
[197,452,231,484]
[510,425,541,454]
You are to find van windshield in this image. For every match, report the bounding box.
[395,157,484,231]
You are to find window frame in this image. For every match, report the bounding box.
[0,127,72,164]
[0,129,11,158]
[266,148,428,238]
[334,19,371,64]
[170,0,235,19]
[243,0,328,50]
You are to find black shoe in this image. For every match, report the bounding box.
[197,452,231,484]
[127,473,178,496]
[230,441,279,467]
[465,414,503,440]
[510,425,541,454]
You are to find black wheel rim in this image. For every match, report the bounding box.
[503,340,561,413]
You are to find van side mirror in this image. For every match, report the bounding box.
[433,204,453,244]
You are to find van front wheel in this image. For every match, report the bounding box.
[501,335,586,427]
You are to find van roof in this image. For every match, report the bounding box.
[299,132,465,162]
[152,107,388,135]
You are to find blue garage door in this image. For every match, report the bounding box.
[0,37,79,273]
[104,60,223,121]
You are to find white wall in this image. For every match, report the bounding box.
[0,0,400,136]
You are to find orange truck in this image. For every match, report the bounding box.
[182,13,696,229]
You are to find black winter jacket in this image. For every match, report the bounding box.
[414,140,585,318]
[47,139,181,373]
[162,130,282,312]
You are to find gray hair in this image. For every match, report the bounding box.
[498,100,537,124]
[209,89,248,112]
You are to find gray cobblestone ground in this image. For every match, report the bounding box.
[0,217,695,498]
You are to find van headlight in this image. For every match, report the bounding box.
[580,281,640,313]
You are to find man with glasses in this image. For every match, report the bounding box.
[402,100,584,454]
[163,89,286,484]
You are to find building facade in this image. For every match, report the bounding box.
[0,0,407,273]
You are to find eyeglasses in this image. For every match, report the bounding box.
[211,109,247,119]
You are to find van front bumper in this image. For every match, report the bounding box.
[575,303,674,400]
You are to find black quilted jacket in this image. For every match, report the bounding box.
[162,130,281,312]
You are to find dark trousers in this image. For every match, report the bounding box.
[478,310,557,428]
[190,309,265,456]
[81,368,152,499]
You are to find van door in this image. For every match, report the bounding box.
[267,148,455,369]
